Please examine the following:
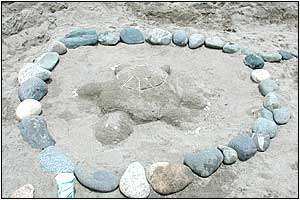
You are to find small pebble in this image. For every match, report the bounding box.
[120,28,144,44]
[252,117,278,139]
[223,42,240,53]
[244,54,264,69]
[217,145,238,165]
[98,31,120,45]
[273,106,291,125]
[34,52,59,71]
[188,34,205,49]
[260,108,274,121]
[18,77,48,101]
[278,50,294,60]
[10,184,34,198]
[18,63,51,84]
[240,48,254,55]
[119,162,150,198]
[263,92,281,111]
[260,52,282,62]
[252,133,271,152]
[205,36,226,49]
[146,28,172,45]
[172,30,188,46]
[228,135,257,161]
[48,40,67,55]
[251,69,270,83]
[16,99,42,120]
[258,78,279,96]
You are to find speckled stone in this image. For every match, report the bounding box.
[16,99,42,120]
[251,69,271,83]
[273,107,291,125]
[120,28,144,44]
[252,133,271,152]
[172,30,188,46]
[263,92,281,111]
[252,117,278,139]
[223,42,240,53]
[146,28,172,45]
[188,34,205,49]
[48,40,67,55]
[258,79,279,96]
[98,31,120,46]
[34,52,59,71]
[217,145,238,165]
[260,108,274,121]
[18,63,51,84]
[60,28,98,48]
[228,135,257,161]
[244,54,264,69]
[18,77,48,101]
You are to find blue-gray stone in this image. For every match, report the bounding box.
[34,52,59,71]
[258,78,279,96]
[17,116,55,149]
[273,107,291,125]
[60,34,98,49]
[120,28,144,44]
[98,31,120,46]
[244,54,264,69]
[228,135,257,161]
[188,34,205,49]
[260,108,274,121]
[223,42,240,53]
[252,133,271,152]
[260,52,282,62]
[252,117,278,139]
[172,30,188,46]
[184,147,223,177]
[240,48,254,55]
[18,77,48,101]
[65,28,97,38]
[292,52,298,58]
[205,36,226,49]
[263,92,281,111]
[75,166,119,192]
[278,50,295,60]
[39,146,75,174]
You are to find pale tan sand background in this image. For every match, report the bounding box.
[2,2,298,198]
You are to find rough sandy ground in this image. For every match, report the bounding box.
[1,2,298,198]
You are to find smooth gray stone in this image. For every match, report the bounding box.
[278,50,295,60]
[273,107,291,125]
[34,52,59,71]
[188,34,205,49]
[205,36,226,49]
[120,28,144,44]
[240,48,254,55]
[172,30,188,46]
[65,28,97,38]
[75,167,119,192]
[60,34,98,49]
[252,117,278,139]
[217,145,238,165]
[252,133,271,152]
[260,52,282,62]
[244,54,264,69]
[39,146,75,173]
[48,40,67,55]
[18,77,48,101]
[17,116,55,149]
[228,135,257,161]
[223,42,240,53]
[184,147,223,177]
[258,79,279,96]
[263,92,281,111]
[146,28,172,45]
[260,108,274,121]
[98,31,120,46]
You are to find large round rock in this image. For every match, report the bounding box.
[228,135,257,161]
[17,116,55,149]
[188,34,205,49]
[184,147,223,177]
[252,117,278,139]
[146,162,193,195]
[273,107,291,125]
[172,30,188,46]
[260,108,274,121]
[34,52,59,71]
[263,92,281,111]
[217,145,238,165]
[146,28,172,45]
[258,79,279,96]
[16,99,42,120]
[260,52,282,62]
[18,77,48,101]
[18,63,51,84]
[120,28,144,44]
[244,54,264,69]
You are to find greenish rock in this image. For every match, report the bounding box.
[252,133,271,152]
[263,92,281,111]
[60,34,98,49]
[120,28,144,44]
[18,77,48,101]
[98,31,120,46]
[228,135,257,161]
[252,117,278,139]
[258,79,279,96]
[205,36,226,49]
[184,147,223,177]
[223,42,240,53]
[172,30,188,46]
[260,52,282,62]
[244,54,264,69]
[188,34,205,49]
[240,48,254,55]
[273,107,291,125]
[260,108,274,121]
[65,28,97,38]
[34,52,59,71]
[278,50,294,60]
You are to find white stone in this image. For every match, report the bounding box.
[119,162,150,198]
[16,99,42,120]
[251,69,271,83]
[10,184,34,198]
[48,40,67,55]
[34,52,59,71]
[146,28,172,45]
[18,63,51,84]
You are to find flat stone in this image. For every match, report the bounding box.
[260,52,282,62]
[18,63,51,84]
[273,106,291,125]
[16,99,42,120]
[258,79,279,96]
[278,50,295,60]
[146,28,172,45]
[223,42,240,53]
[217,145,238,165]
[18,77,48,101]
[146,162,193,195]
[184,147,223,177]
[252,117,278,139]
[65,28,97,38]
[252,133,271,152]
[119,162,150,198]
[48,40,67,55]
[18,116,55,149]
[75,166,119,192]
[228,135,257,161]
[244,54,264,69]
[260,108,274,121]
[60,34,98,49]
[120,28,144,44]
[39,146,75,174]
[251,69,271,83]
[263,92,281,111]
[34,52,59,71]
[188,34,205,49]
[98,31,120,45]
[205,36,226,49]
[10,184,34,198]
[172,30,188,46]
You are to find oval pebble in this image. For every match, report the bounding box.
[217,145,238,165]
[260,108,274,121]
[120,28,144,44]
[273,106,291,125]
[223,42,240,53]
[18,63,51,84]
[251,69,270,83]
[244,54,264,69]
[34,52,59,71]
[260,52,282,62]
[205,36,226,49]
[228,135,257,161]
[16,99,42,120]
[172,30,188,46]
[258,78,279,96]
[278,50,294,60]
[18,77,48,101]
[263,92,281,111]
[146,162,193,195]
[146,28,172,45]
[188,34,205,49]
[98,31,120,46]
[119,162,150,198]
[252,117,278,139]
[48,40,67,55]
[252,133,271,152]
[184,147,223,177]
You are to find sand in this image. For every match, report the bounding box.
[1,2,298,198]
